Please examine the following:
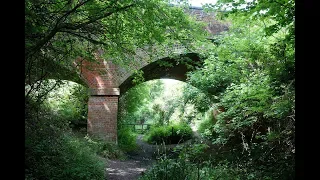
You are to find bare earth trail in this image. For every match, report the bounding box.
[106,135,157,180]
[106,126,201,180]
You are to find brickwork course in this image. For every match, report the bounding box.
[76,7,229,142]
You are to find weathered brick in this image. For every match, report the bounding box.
[73,8,228,143]
[87,96,119,142]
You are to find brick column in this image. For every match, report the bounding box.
[87,88,120,143]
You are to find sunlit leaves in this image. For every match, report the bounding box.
[183,2,294,177]
[219,71,272,121]
[25,0,207,93]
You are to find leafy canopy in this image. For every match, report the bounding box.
[25,0,208,88]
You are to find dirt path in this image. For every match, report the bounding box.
[106,135,157,180]
[106,131,202,180]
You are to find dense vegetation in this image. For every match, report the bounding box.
[25,0,206,179]
[25,81,125,180]
[139,0,295,179]
[144,122,193,144]
[25,0,294,179]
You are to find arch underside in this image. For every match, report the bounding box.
[119,53,202,95]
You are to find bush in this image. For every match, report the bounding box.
[84,135,125,159]
[25,130,106,180]
[55,134,106,180]
[25,97,107,180]
[140,145,241,180]
[118,127,138,152]
[139,157,198,180]
[140,144,268,180]
[144,123,193,144]
[197,109,217,139]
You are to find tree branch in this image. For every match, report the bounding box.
[26,3,135,59]
[55,0,93,28]
[60,30,109,45]
[59,4,135,30]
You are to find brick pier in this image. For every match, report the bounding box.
[74,7,229,142]
[87,92,119,142]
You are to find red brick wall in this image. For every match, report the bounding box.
[73,8,229,143]
[75,57,120,142]
[87,96,119,142]
[77,57,119,89]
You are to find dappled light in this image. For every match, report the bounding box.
[25,0,295,179]
[106,160,147,178]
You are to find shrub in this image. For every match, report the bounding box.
[144,123,193,144]
[25,130,106,180]
[84,135,125,159]
[140,144,259,180]
[118,127,138,152]
[139,157,198,180]
[55,134,106,180]
[25,97,107,180]
[139,145,238,180]
[197,109,216,139]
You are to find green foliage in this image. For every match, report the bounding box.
[207,0,294,42]
[197,108,217,139]
[183,2,295,178]
[139,156,200,180]
[140,141,279,180]
[118,79,165,127]
[51,134,106,180]
[118,79,191,132]
[138,0,295,177]
[25,104,106,180]
[117,127,138,152]
[144,123,193,144]
[84,135,125,160]
[25,83,125,180]
[182,84,213,113]
[25,0,295,179]
[212,71,273,144]
[25,0,207,90]
[186,54,241,97]
[45,80,88,130]
[140,144,246,180]
[139,143,206,180]
[132,70,145,85]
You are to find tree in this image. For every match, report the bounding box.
[25,0,208,103]
[182,1,295,178]
[207,0,294,37]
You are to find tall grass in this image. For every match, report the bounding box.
[139,143,271,180]
[25,96,123,180]
[25,130,106,180]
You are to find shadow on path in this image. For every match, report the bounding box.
[106,135,157,180]
[106,129,202,180]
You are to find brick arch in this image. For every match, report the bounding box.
[119,52,202,95]
[77,51,203,142]
[73,7,230,142]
